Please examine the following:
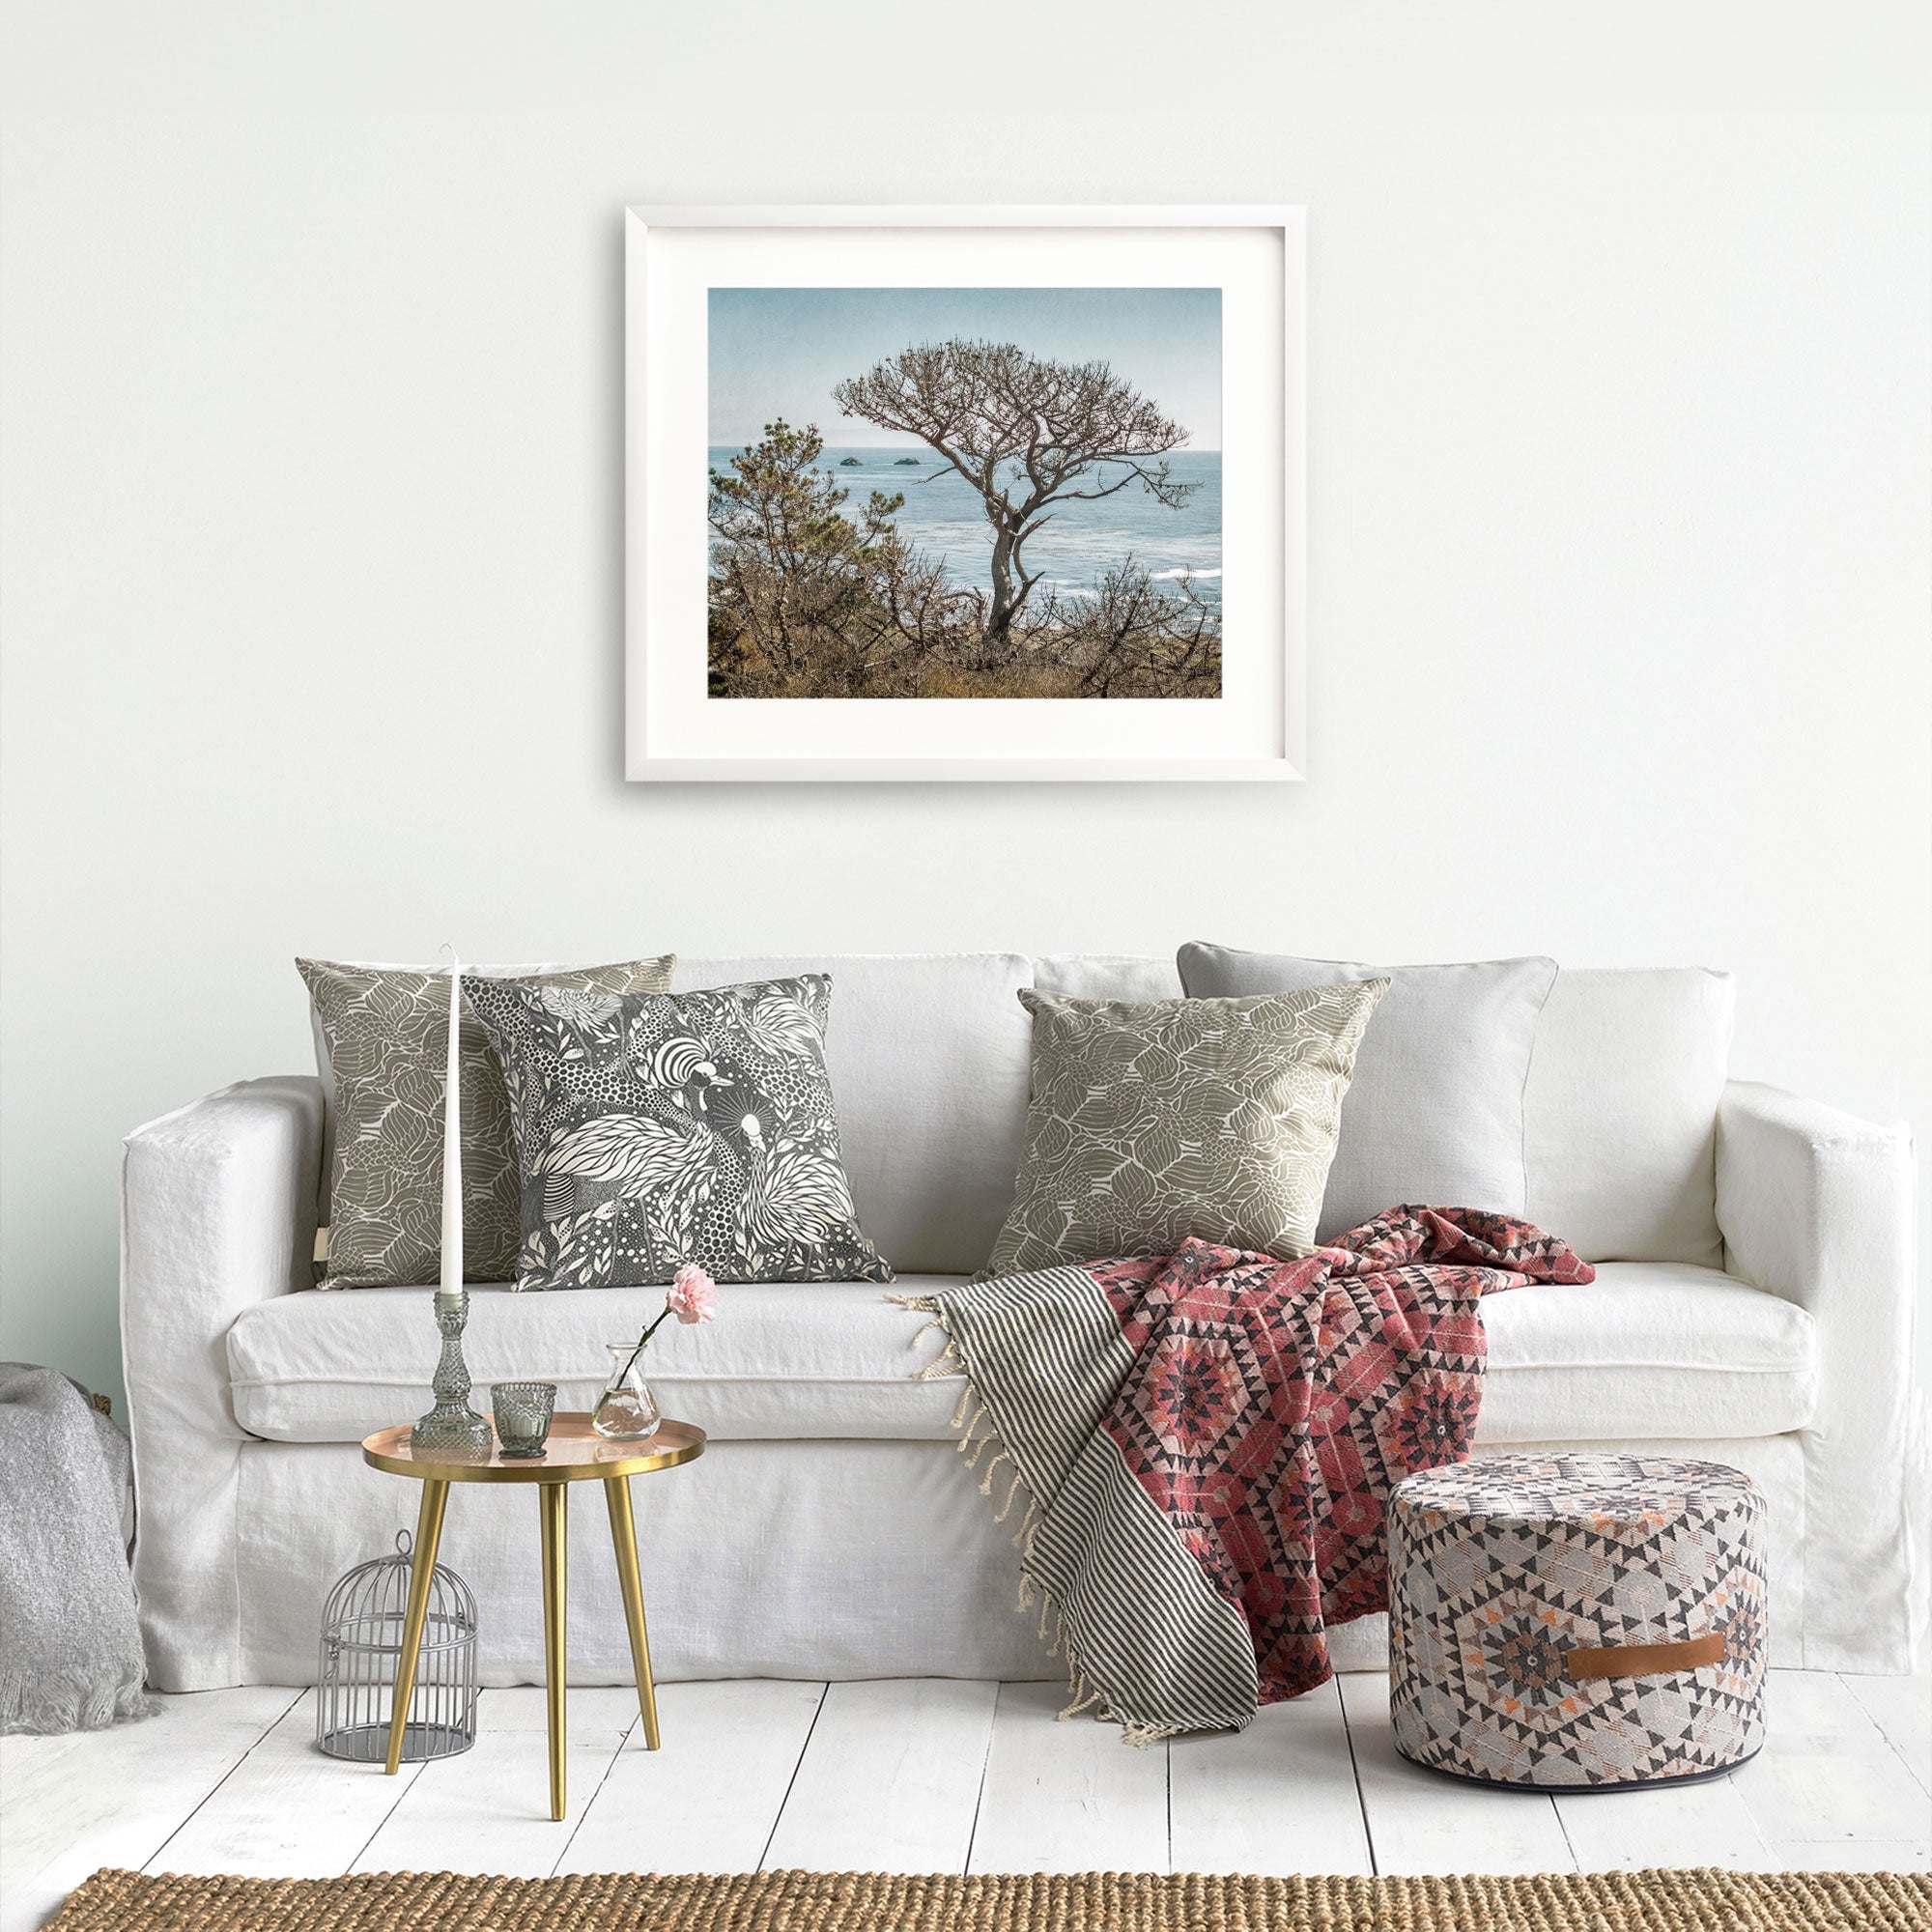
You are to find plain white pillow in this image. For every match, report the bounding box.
[1178,946,1558,1241]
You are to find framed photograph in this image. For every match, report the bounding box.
[625,206,1304,781]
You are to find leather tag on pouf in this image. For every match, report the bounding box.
[1564,1632,1727,1682]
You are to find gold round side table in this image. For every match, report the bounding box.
[361,1413,705,1820]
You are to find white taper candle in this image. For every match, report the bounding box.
[440,949,463,1299]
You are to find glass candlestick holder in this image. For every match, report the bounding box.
[412,1290,493,1461]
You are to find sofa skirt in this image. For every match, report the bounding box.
[214,1432,1806,1690]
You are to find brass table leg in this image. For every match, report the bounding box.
[604,1475,661,1750]
[385,1479,449,1776]
[539,1481,568,1821]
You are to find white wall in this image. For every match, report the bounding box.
[3,6,1928,1406]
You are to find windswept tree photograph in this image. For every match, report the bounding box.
[707,287,1222,699]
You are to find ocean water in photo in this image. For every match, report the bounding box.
[708,445,1222,611]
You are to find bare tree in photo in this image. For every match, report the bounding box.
[833,339,1196,662]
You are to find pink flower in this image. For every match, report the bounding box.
[666,1263,718,1326]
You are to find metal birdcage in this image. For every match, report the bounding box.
[316,1529,478,1762]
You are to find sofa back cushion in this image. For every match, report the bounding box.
[1038,954,1734,1266]
[655,953,1731,1275]
[1032,953,1183,1003]
[1523,967,1734,1267]
[673,953,1033,1276]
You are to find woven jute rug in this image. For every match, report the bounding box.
[46,1866,1932,1931]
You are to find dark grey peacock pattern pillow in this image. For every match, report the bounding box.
[464,973,892,1290]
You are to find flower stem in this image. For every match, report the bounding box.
[615,1304,672,1386]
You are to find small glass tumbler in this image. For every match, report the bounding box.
[592,1345,662,1440]
[491,1381,556,1459]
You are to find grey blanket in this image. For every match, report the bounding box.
[0,1364,154,1732]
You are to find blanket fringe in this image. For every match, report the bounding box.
[992,1463,1026,1523]
[1059,1679,1101,1720]
[916,1341,962,1381]
[889,1290,1163,1747]
[889,1293,965,1383]
[1013,1495,1038,1546]
[0,1675,156,1736]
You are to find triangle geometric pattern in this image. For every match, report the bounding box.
[1389,1452,1767,1788]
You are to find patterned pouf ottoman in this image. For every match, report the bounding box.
[1388,1452,1766,1790]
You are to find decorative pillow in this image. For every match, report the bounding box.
[464,972,891,1290]
[979,982,1386,1281]
[1177,946,1558,1242]
[297,955,674,1288]
[305,957,554,1129]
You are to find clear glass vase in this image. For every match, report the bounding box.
[592,1345,662,1439]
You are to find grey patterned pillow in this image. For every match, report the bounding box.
[298,955,674,1288]
[465,972,891,1290]
[979,981,1388,1280]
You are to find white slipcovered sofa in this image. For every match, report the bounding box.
[121,952,1920,1692]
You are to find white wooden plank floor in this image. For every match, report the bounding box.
[3,1671,1926,1932]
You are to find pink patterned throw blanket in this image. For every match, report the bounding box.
[896,1207,1593,1741]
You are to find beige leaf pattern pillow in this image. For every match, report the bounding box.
[298,955,674,1288]
[979,981,1388,1280]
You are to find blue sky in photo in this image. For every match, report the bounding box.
[708,286,1222,450]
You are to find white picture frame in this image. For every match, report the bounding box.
[625,205,1305,781]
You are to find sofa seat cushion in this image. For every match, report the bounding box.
[228,1277,967,1445]
[229,1262,1814,1450]
[1477,1264,1815,1443]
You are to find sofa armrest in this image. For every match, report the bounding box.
[1718,1080,1915,1313]
[1716,1078,1919,1669]
[120,1075,324,1688]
